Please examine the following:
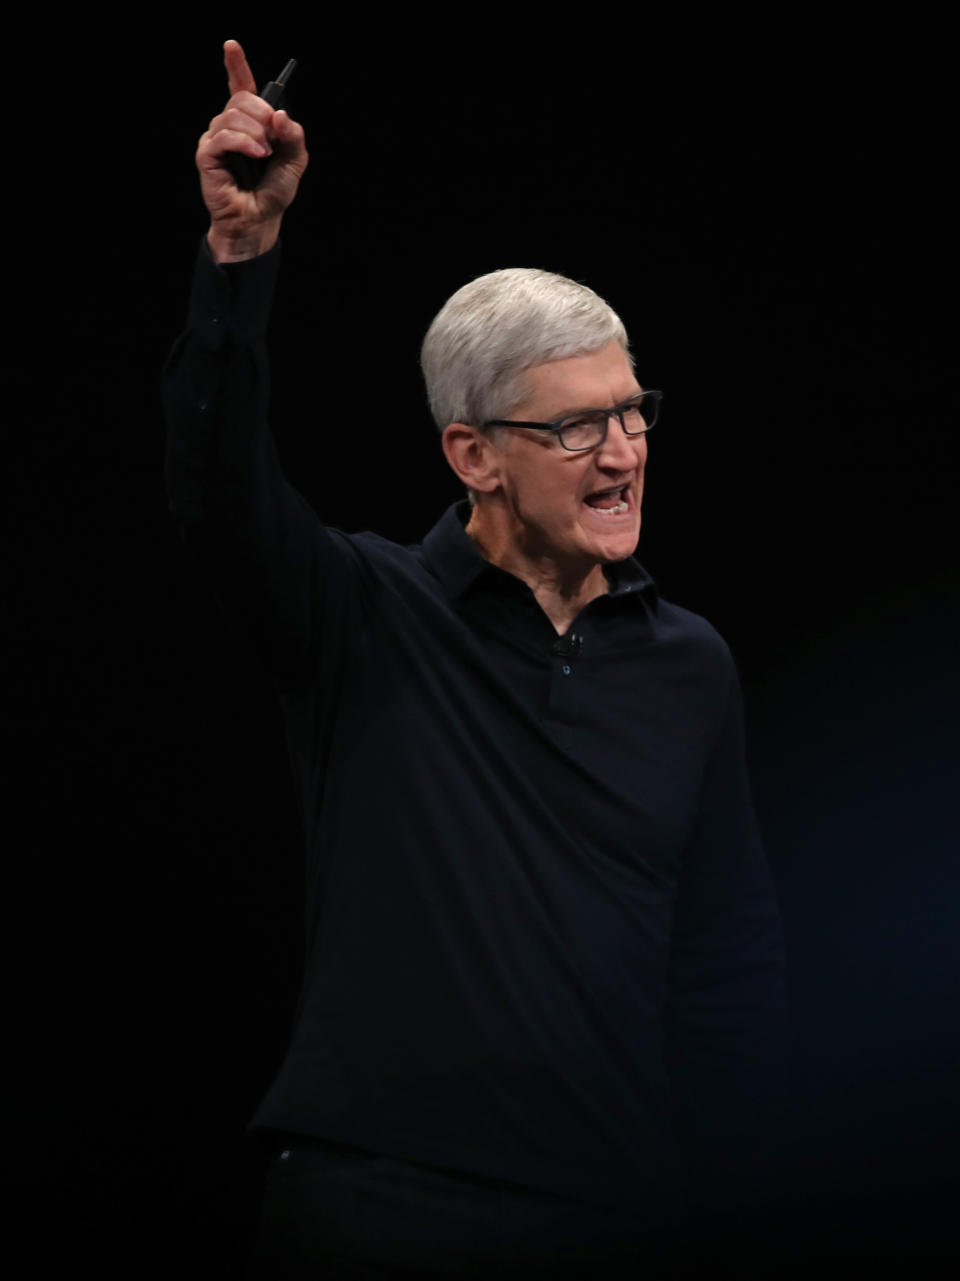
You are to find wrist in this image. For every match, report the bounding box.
[206,219,281,264]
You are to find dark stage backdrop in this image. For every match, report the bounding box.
[9,23,958,1274]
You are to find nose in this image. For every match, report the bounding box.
[597,412,644,470]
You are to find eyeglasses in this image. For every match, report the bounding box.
[482,390,662,453]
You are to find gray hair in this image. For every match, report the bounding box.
[420,267,632,434]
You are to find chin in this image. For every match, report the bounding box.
[584,518,641,563]
[601,535,640,563]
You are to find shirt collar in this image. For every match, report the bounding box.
[420,501,659,609]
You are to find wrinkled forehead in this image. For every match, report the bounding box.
[507,340,640,420]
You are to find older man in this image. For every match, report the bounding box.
[164,40,790,1279]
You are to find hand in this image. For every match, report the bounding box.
[196,40,309,262]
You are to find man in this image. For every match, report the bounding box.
[164,40,791,1278]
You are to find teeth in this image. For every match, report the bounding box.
[590,500,628,515]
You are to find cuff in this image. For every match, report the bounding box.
[186,234,283,349]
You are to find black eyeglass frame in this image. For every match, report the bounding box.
[481,390,662,452]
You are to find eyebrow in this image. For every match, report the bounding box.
[540,387,644,421]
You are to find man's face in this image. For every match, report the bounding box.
[488,339,647,572]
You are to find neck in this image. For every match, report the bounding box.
[465,503,608,635]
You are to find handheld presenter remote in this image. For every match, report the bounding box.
[223,58,297,191]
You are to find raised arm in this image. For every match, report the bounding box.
[164,43,351,689]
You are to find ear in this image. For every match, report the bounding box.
[441,423,503,495]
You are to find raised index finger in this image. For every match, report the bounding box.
[223,39,257,97]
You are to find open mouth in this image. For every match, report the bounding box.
[583,485,630,516]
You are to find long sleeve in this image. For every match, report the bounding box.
[162,238,353,687]
[663,660,794,1228]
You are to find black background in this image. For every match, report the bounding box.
[9,21,958,1274]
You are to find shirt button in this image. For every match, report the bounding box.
[198,398,208,412]
[562,665,571,676]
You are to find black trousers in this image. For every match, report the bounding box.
[245,1138,683,1279]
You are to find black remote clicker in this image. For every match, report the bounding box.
[223,58,297,190]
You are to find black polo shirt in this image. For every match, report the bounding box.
[163,240,789,1219]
